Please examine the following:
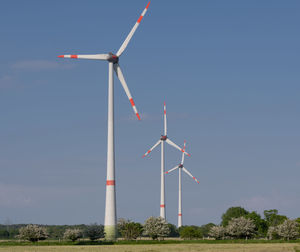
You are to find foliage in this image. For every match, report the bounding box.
[267,226,280,240]
[209,225,226,240]
[200,223,216,237]
[117,219,142,240]
[17,224,48,242]
[264,209,287,227]
[179,226,202,240]
[63,228,83,242]
[85,223,104,241]
[246,211,268,237]
[168,223,179,237]
[221,207,249,226]
[226,217,256,239]
[143,217,170,240]
[276,219,299,240]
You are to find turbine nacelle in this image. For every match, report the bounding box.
[179,164,183,168]
[160,135,167,141]
[107,52,119,64]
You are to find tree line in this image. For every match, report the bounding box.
[1,207,299,241]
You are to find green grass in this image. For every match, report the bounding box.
[0,243,298,252]
[0,239,300,247]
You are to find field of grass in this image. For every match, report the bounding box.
[0,244,299,252]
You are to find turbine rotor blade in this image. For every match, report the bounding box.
[164,102,167,136]
[143,140,161,158]
[165,165,179,174]
[181,140,186,164]
[166,138,191,157]
[57,54,109,60]
[182,167,199,184]
[116,1,151,57]
[113,63,140,120]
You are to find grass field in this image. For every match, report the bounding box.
[0,244,299,252]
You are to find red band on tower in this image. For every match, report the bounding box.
[106,180,115,186]
[160,204,165,208]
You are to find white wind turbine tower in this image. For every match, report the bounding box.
[58,2,151,240]
[143,102,191,219]
[165,141,199,227]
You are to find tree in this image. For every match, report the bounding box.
[246,211,268,237]
[17,225,48,242]
[264,209,287,227]
[226,217,256,239]
[277,219,299,240]
[221,207,249,226]
[168,223,179,237]
[209,225,226,240]
[63,228,83,242]
[117,219,142,240]
[143,217,170,240]
[296,218,300,234]
[267,226,280,240]
[179,226,202,240]
[200,223,216,238]
[85,223,104,241]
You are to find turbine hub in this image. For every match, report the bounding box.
[179,164,183,168]
[160,135,167,141]
[107,52,119,64]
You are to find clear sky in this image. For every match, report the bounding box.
[0,0,299,226]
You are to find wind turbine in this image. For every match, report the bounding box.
[143,102,190,219]
[165,141,199,227]
[58,2,151,240]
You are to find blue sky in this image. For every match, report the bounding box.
[0,0,300,226]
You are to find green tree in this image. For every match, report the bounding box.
[264,209,287,227]
[17,225,48,242]
[85,223,104,241]
[246,211,268,237]
[167,223,179,237]
[118,219,142,240]
[179,226,202,240]
[0,230,9,239]
[296,218,300,234]
[200,223,216,237]
[143,217,170,240]
[221,207,249,226]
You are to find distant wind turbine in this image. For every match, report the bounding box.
[143,102,190,219]
[165,141,199,227]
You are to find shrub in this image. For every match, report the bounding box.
[209,225,226,240]
[85,223,104,241]
[226,216,256,239]
[17,224,48,242]
[118,220,143,240]
[143,217,170,240]
[179,226,202,240]
[277,219,299,240]
[63,228,82,242]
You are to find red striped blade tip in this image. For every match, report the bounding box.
[136,113,141,120]
[57,55,64,58]
[146,1,151,9]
